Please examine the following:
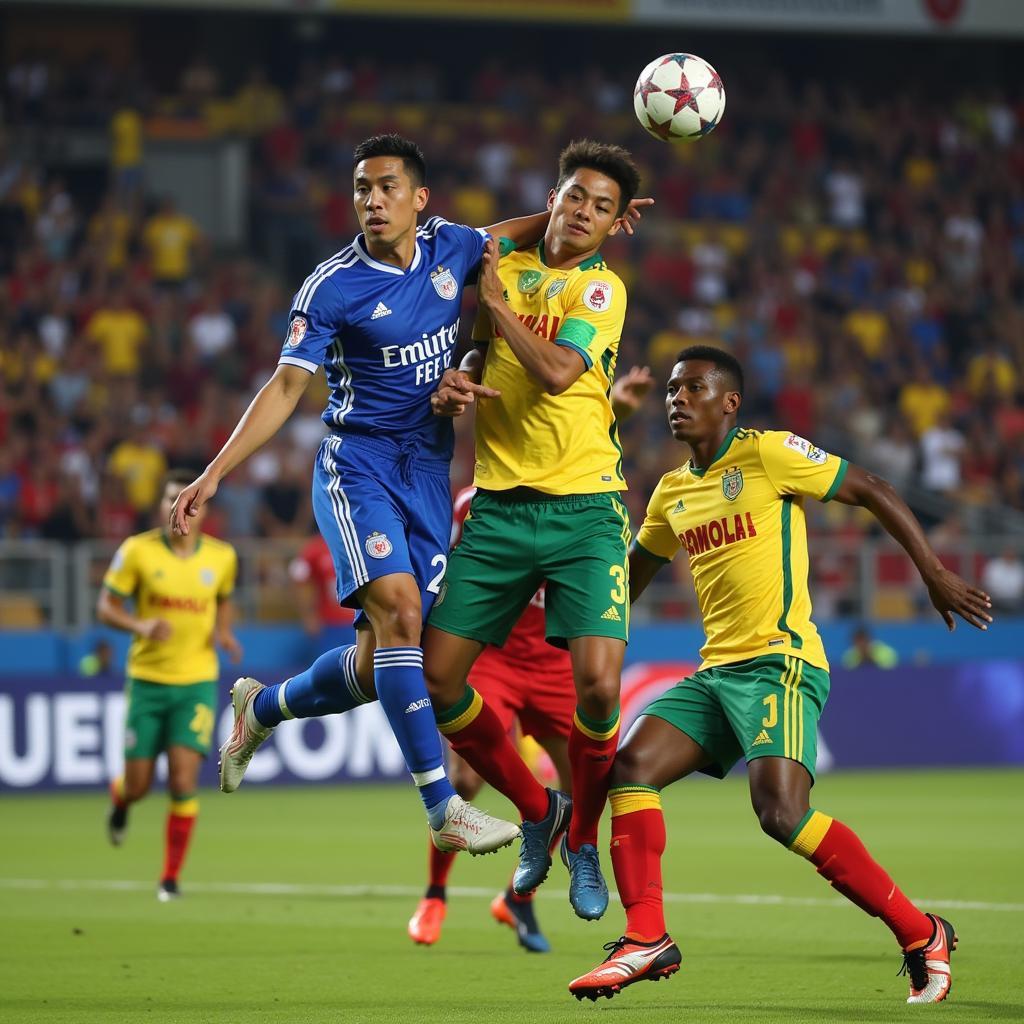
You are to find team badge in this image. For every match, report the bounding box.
[722,467,743,501]
[365,531,393,559]
[583,280,612,311]
[285,316,307,348]
[200,568,215,586]
[517,269,546,295]
[546,278,567,299]
[430,265,458,301]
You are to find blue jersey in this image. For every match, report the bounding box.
[278,216,487,461]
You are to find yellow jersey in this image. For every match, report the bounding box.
[473,241,627,495]
[143,213,199,281]
[636,428,848,671]
[103,529,238,684]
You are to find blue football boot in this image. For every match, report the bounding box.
[512,788,572,896]
[561,836,609,921]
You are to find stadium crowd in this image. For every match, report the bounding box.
[2,44,1023,615]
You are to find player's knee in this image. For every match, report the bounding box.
[123,779,150,803]
[753,798,803,846]
[610,743,658,789]
[373,604,423,648]
[574,674,619,720]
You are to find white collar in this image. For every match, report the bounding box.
[353,235,422,276]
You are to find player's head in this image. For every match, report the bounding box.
[666,345,744,444]
[160,469,205,531]
[548,140,640,254]
[352,133,429,246]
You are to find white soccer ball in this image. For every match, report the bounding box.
[633,53,726,142]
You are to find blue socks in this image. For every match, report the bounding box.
[252,645,369,727]
[373,646,455,828]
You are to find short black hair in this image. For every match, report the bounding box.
[353,133,427,188]
[556,139,640,216]
[675,345,744,396]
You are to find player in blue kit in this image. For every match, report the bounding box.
[170,134,580,853]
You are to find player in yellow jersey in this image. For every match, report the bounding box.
[568,346,993,1005]
[98,469,241,901]
[425,141,641,922]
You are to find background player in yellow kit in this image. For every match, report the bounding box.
[568,346,992,1004]
[99,469,241,901]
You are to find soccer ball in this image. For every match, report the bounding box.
[633,53,726,142]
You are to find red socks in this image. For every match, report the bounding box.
[789,810,933,949]
[436,688,548,822]
[162,796,198,884]
[566,707,620,851]
[608,786,666,942]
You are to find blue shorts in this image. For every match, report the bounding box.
[312,434,452,626]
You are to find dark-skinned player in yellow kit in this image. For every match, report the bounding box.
[568,346,992,1005]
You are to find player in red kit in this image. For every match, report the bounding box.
[289,535,356,660]
[408,365,653,952]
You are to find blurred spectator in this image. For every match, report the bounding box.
[981,547,1024,612]
[107,420,168,513]
[899,364,951,437]
[109,103,143,197]
[84,283,148,376]
[187,290,236,363]
[920,413,965,495]
[841,626,899,669]
[289,534,356,638]
[78,638,115,678]
[142,196,202,287]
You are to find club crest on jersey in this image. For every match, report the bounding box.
[285,316,307,348]
[517,269,546,295]
[365,531,393,559]
[200,568,215,586]
[430,265,458,301]
[546,278,567,299]
[583,280,612,311]
[722,467,743,501]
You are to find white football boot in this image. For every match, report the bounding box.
[219,677,273,793]
[429,794,521,855]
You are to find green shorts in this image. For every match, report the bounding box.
[641,654,829,781]
[124,678,218,759]
[429,489,630,648]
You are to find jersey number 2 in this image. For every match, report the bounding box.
[427,554,448,594]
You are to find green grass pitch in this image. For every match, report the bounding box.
[1,769,1022,1023]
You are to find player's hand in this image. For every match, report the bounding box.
[616,196,655,236]
[218,631,243,664]
[431,368,500,418]
[477,236,505,311]
[610,365,654,417]
[138,618,172,642]
[924,567,993,632]
[170,473,218,536]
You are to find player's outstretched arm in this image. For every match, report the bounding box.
[627,546,666,605]
[170,364,311,535]
[831,463,993,632]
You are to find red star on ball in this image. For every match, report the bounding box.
[705,69,724,95]
[635,70,662,106]
[645,115,677,141]
[665,71,704,116]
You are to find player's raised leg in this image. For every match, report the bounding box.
[568,714,698,1001]
[748,755,954,1003]
[220,633,376,793]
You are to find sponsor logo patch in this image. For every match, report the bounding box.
[405,698,431,714]
[783,433,827,463]
[365,532,393,559]
[285,316,307,348]
[370,301,392,320]
[430,265,458,301]
[583,280,612,311]
[517,269,546,295]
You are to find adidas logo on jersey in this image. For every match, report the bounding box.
[370,301,392,320]
[751,730,773,747]
[405,698,432,714]
[672,499,686,513]
[601,606,622,622]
